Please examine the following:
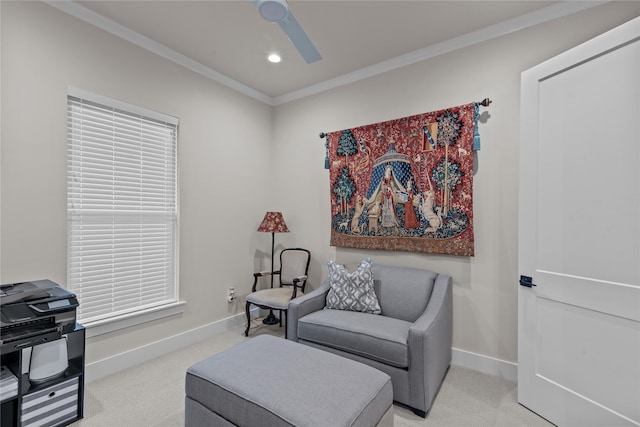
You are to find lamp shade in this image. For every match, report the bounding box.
[257,211,289,233]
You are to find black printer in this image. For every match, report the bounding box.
[1,280,79,353]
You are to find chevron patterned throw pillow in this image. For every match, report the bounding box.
[326,258,381,314]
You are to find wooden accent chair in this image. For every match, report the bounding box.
[245,248,310,338]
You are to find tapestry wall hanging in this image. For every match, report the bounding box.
[326,101,483,256]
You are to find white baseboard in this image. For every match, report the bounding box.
[451,347,517,383]
[86,312,517,384]
[85,308,258,383]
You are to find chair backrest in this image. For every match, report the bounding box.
[372,264,438,322]
[279,248,311,290]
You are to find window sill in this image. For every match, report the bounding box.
[83,301,186,339]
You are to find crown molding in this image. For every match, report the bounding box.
[43,0,608,107]
[42,0,274,105]
[272,1,609,105]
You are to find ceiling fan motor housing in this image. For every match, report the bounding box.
[258,0,289,23]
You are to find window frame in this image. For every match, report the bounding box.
[67,87,181,336]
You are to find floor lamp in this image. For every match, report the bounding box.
[257,211,289,325]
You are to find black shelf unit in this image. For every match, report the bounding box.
[1,324,85,427]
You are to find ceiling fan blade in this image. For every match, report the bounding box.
[253,0,321,64]
[278,11,322,64]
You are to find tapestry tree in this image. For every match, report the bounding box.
[333,167,356,215]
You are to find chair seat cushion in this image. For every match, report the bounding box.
[297,309,411,368]
[246,287,303,310]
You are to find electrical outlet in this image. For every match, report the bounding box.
[227,287,235,303]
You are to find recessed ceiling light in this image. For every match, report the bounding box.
[268,54,281,63]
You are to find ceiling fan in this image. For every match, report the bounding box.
[253,0,322,64]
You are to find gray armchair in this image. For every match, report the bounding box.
[287,263,452,417]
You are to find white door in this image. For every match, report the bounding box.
[518,16,640,427]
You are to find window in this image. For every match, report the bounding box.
[67,88,178,328]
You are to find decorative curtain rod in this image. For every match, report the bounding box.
[318,98,492,139]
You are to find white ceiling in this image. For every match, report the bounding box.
[47,1,605,105]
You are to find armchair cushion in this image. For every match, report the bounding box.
[298,309,412,368]
[325,258,381,314]
[246,288,304,310]
[372,264,437,322]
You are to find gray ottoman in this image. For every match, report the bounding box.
[185,335,393,427]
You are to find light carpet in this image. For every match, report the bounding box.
[70,323,553,427]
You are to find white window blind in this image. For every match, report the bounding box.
[67,89,178,325]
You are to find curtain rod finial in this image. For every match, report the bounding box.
[319,132,327,139]
[479,98,492,107]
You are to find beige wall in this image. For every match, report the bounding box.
[271,3,640,363]
[0,1,275,363]
[2,1,639,366]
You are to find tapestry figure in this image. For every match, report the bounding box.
[351,194,365,234]
[380,165,400,228]
[403,178,421,229]
[420,189,442,233]
[368,197,381,234]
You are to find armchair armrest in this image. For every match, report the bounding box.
[291,275,308,298]
[286,279,331,341]
[407,274,453,414]
[251,270,280,292]
[256,270,274,277]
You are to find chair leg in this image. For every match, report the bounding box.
[284,310,288,339]
[244,301,251,337]
[279,310,283,328]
